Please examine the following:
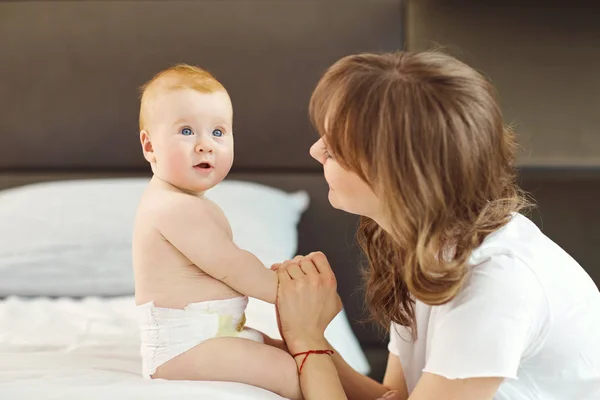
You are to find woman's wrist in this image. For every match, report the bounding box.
[285,333,330,355]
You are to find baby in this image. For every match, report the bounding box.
[132,64,302,400]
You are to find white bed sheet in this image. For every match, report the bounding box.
[0,296,369,400]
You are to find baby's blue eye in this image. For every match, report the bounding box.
[212,129,223,137]
[181,128,193,136]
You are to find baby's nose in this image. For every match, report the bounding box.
[195,139,213,153]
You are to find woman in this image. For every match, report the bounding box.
[272,51,600,400]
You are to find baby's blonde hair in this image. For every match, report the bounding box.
[138,64,226,131]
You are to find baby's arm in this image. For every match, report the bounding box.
[155,196,277,304]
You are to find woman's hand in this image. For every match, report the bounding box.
[273,251,343,353]
[375,390,405,400]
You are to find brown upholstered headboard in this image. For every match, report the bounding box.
[0,0,406,375]
[0,0,404,172]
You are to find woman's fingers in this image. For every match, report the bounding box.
[307,252,337,288]
[278,255,302,270]
[299,258,319,275]
[276,253,330,282]
[277,265,292,282]
[306,251,333,274]
[273,252,342,351]
[380,390,402,399]
[285,263,305,280]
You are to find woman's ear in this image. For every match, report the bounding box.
[140,130,156,163]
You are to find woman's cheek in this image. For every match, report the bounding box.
[323,163,337,190]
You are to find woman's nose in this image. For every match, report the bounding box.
[309,140,322,163]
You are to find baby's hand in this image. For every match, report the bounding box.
[270,263,282,271]
[375,390,404,400]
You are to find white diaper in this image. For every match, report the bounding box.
[137,296,264,379]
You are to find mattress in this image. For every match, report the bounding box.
[0,296,369,399]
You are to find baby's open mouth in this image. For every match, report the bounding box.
[194,162,212,170]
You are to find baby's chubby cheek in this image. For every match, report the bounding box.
[216,153,234,174]
[165,151,188,170]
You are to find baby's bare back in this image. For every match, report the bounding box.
[132,182,241,308]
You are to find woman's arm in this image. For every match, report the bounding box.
[286,336,347,400]
[382,354,409,400]
[274,252,406,400]
[329,345,401,400]
[287,336,395,400]
[275,250,508,400]
[409,373,502,400]
[276,253,347,400]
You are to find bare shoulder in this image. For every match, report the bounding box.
[150,191,232,239]
[199,197,232,236]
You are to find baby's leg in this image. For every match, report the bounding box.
[153,337,302,400]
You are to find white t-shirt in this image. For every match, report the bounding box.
[388,213,600,399]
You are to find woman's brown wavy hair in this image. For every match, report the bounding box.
[308,51,530,337]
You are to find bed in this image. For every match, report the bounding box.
[0,1,406,398]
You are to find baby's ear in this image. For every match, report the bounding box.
[140,130,155,163]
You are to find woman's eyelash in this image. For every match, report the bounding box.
[323,148,333,159]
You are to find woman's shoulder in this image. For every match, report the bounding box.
[460,214,546,295]
[454,252,548,315]
[467,212,595,300]
[468,213,541,266]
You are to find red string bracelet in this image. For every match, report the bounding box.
[292,349,334,375]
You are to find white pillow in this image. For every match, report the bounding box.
[0,178,308,297]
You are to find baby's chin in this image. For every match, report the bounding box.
[156,166,232,195]
[188,174,230,195]
[155,176,220,196]
[182,180,222,196]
